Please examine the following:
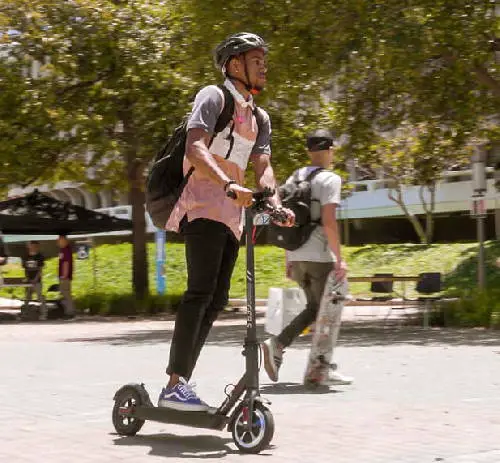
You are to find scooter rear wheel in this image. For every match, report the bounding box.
[112,388,145,436]
[231,402,274,454]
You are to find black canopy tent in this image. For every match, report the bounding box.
[0,190,133,299]
[0,189,132,235]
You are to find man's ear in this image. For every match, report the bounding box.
[228,56,240,75]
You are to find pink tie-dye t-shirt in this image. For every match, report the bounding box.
[166,81,271,240]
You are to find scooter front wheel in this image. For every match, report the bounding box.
[112,387,145,436]
[231,402,274,454]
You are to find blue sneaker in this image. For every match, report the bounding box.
[158,378,209,411]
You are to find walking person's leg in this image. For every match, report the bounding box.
[262,261,331,382]
[23,285,33,317]
[34,282,47,320]
[25,285,34,304]
[59,279,75,316]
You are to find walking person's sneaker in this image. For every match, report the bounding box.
[262,337,283,382]
[158,377,209,411]
[321,370,354,386]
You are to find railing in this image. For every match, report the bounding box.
[341,168,499,219]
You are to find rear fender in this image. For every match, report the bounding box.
[113,383,154,407]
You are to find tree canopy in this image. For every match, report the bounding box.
[1,0,499,286]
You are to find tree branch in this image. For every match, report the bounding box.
[56,69,113,96]
[388,184,428,243]
[438,52,500,98]
[473,64,500,98]
[419,185,430,215]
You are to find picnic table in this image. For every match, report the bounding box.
[0,276,34,289]
[0,276,34,310]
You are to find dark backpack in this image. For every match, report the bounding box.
[145,84,235,229]
[266,167,325,251]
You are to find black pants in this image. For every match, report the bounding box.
[166,218,239,379]
[277,261,332,348]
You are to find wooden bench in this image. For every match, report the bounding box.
[349,275,420,299]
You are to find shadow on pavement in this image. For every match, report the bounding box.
[260,381,340,395]
[112,433,273,458]
[62,322,500,347]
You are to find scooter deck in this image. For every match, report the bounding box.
[303,273,347,386]
[131,405,228,430]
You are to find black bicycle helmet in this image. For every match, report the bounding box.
[214,32,268,70]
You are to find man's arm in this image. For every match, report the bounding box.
[251,153,295,226]
[61,261,69,280]
[185,128,231,188]
[185,128,253,208]
[321,203,347,280]
[250,153,279,205]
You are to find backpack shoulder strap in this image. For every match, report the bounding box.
[305,167,326,182]
[304,168,326,213]
[253,106,265,133]
[292,168,302,184]
[214,84,235,134]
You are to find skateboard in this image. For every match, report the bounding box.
[303,272,348,388]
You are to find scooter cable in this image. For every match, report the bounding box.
[224,383,235,398]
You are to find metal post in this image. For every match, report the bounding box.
[471,146,488,291]
[155,229,166,295]
[92,239,97,293]
[477,214,486,290]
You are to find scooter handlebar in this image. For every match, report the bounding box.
[225,187,274,201]
[226,187,288,224]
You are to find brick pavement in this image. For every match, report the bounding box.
[0,316,499,463]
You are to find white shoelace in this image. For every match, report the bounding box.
[177,380,198,400]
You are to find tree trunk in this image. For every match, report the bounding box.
[128,157,149,299]
[419,184,436,244]
[425,210,434,244]
[122,111,148,299]
[388,185,428,244]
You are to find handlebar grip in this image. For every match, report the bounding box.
[270,210,289,224]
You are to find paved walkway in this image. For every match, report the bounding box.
[1,315,499,462]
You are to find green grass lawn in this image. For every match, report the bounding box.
[2,240,499,301]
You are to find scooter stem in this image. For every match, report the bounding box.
[244,207,259,394]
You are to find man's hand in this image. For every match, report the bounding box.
[226,183,254,207]
[273,206,295,227]
[334,260,348,281]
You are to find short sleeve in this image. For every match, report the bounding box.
[319,173,342,206]
[251,108,271,156]
[186,85,224,134]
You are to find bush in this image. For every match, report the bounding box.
[431,288,500,328]
[75,292,183,316]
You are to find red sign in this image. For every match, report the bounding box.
[470,197,487,217]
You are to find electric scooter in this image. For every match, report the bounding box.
[111,189,287,454]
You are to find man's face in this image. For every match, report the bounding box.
[308,147,335,167]
[325,146,335,166]
[245,48,267,90]
[232,48,267,91]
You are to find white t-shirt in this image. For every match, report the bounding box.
[286,166,342,263]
